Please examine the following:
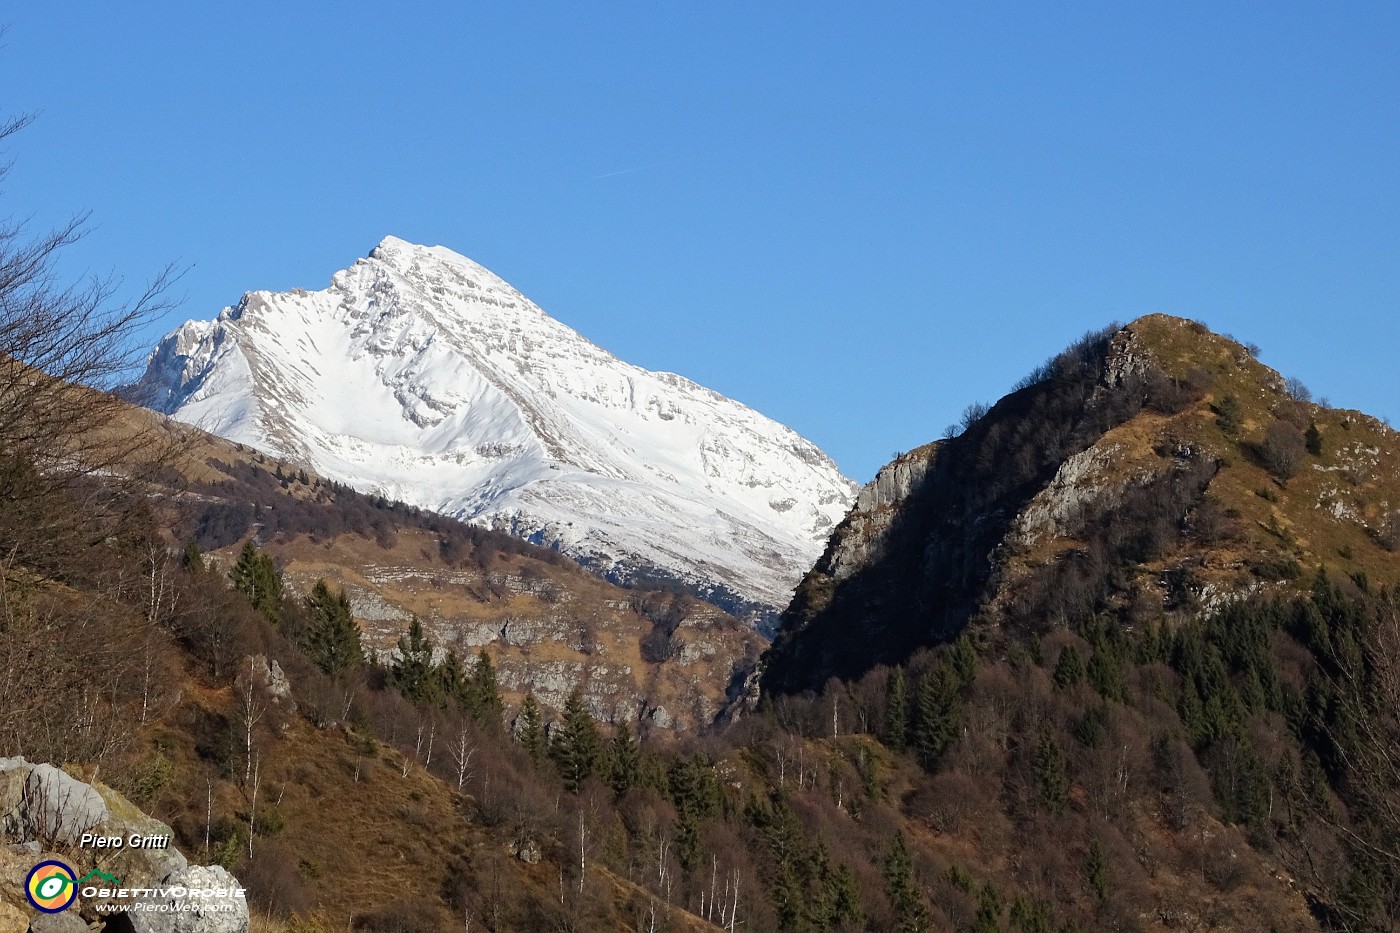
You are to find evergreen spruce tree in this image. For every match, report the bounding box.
[551,689,601,793]
[391,618,437,705]
[1305,421,1323,456]
[433,650,469,708]
[466,650,504,729]
[884,666,909,750]
[828,860,864,928]
[668,754,721,872]
[304,580,362,676]
[607,720,640,799]
[807,841,837,928]
[230,540,282,626]
[951,636,979,688]
[1052,645,1086,689]
[912,663,961,768]
[182,538,205,573]
[517,694,546,764]
[1215,393,1243,435]
[1087,648,1126,702]
[884,832,929,932]
[1135,623,1163,665]
[1085,840,1109,907]
[1033,726,1070,815]
[1009,896,1053,933]
[972,883,1004,933]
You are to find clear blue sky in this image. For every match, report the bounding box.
[4,3,1397,482]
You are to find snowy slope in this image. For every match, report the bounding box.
[132,237,857,626]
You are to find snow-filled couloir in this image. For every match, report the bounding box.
[130,237,857,628]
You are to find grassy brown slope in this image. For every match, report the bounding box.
[141,685,722,932]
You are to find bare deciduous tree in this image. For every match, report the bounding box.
[451,728,476,790]
[236,658,267,784]
[0,112,185,574]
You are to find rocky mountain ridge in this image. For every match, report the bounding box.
[764,314,1400,694]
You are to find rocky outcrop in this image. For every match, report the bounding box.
[1008,444,1127,547]
[0,758,247,933]
[122,865,247,933]
[246,656,294,712]
[827,447,936,583]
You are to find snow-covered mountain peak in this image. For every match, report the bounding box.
[130,239,858,627]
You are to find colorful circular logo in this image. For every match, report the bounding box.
[26,860,77,913]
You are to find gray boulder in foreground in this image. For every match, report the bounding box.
[9,765,107,847]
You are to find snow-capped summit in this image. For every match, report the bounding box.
[132,237,857,627]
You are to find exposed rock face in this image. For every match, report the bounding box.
[0,900,23,933]
[827,448,935,583]
[266,527,765,732]
[511,838,542,865]
[0,759,247,933]
[1008,444,1126,548]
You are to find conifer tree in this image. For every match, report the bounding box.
[466,650,504,729]
[884,666,909,750]
[391,618,437,704]
[517,694,546,764]
[1087,648,1126,702]
[972,883,1003,933]
[668,754,721,871]
[1085,840,1108,907]
[1215,393,1243,435]
[884,832,929,932]
[1033,726,1069,815]
[230,540,282,626]
[912,663,961,768]
[182,538,205,573]
[1053,645,1086,689]
[827,859,864,928]
[1010,896,1053,933]
[1135,623,1164,665]
[304,580,362,676]
[433,650,468,708]
[551,689,601,793]
[1306,421,1323,456]
[608,720,640,799]
[951,636,979,688]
